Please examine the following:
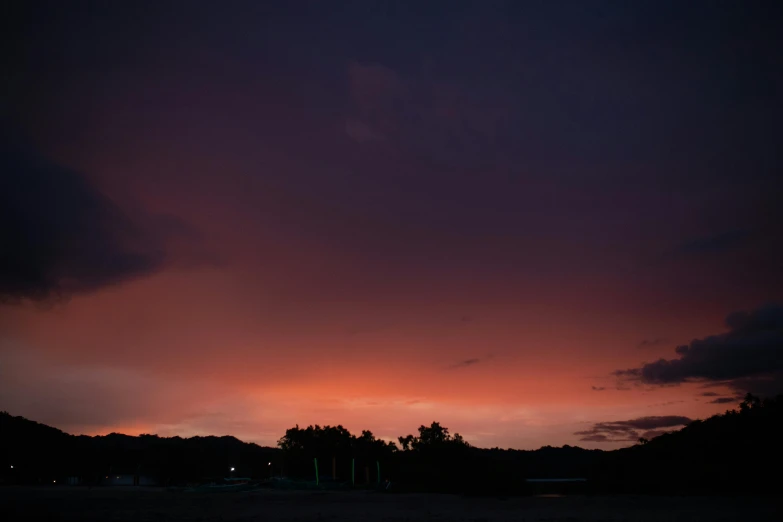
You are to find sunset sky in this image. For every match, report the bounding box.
[1,1,782,449]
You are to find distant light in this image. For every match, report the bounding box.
[105,476,109,479]
[116,476,120,479]
[268,462,271,466]
[10,465,13,469]
[53,480,56,483]
[230,467,235,472]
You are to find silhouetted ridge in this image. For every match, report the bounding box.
[0,412,277,486]
[597,394,783,493]
[2,394,781,494]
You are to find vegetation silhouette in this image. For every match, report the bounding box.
[596,393,783,494]
[277,424,395,482]
[2,394,780,494]
[0,416,277,486]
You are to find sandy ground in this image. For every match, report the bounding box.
[1,487,780,521]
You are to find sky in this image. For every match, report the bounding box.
[1,0,782,449]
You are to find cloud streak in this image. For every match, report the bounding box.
[449,355,493,369]
[575,415,692,443]
[709,397,737,404]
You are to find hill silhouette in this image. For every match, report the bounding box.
[596,393,783,494]
[2,394,781,494]
[0,413,278,486]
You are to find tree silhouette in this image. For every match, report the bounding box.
[398,434,415,451]
[398,421,470,450]
[3,396,782,494]
[740,393,762,412]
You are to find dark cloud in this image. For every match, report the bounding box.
[451,358,480,369]
[672,229,752,257]
[578,434,609,443]
[700,392,720,397]
[638,338,668,348]
[575,416,692,443]
[614,416,693,431]
[449,354,493,369]
[709,397,737,404]
[0,135,197,303]
[647,400,685,408]
[591,386,606,391]
[614,304,783,396]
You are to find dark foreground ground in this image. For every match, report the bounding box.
[1,487,780,522]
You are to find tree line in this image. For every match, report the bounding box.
[2,394,781,494]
